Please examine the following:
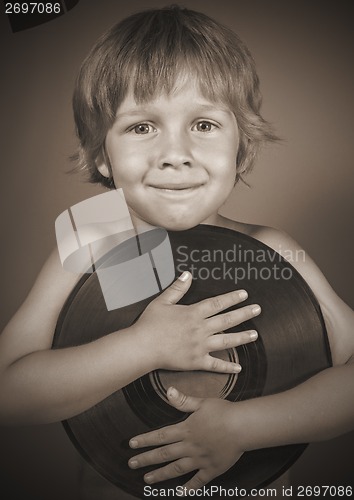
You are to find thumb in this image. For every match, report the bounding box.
[167,386,202,413]
[158,271,192,305]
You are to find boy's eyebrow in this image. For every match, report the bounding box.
[189,103,232,114]
[115,103,232,120]
[115,109,151,119]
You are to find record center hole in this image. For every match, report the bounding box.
[149,339,239,403]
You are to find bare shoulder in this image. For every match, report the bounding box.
[248,224,308,265]
[219,218,304,256]
[229,220,330,288]
[0,248,81,369]
[217,216,323,288]
[240,222,354,365]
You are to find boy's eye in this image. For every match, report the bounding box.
[131,123,155,134]
[193,121,216,132]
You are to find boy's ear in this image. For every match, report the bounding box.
[97,162,111,178]
[96,147,113,179]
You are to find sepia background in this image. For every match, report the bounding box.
[0,0,353,498]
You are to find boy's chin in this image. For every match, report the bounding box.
[150,218,204,232]
[167,223,200,232]
[132,209,216,232]
[130,211,201,232]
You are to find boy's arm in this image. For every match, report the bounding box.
[128,227,354,489]
[0,248,259,425]
[129,358,354,490]
[0,248,155,424]
[254,226,354,367]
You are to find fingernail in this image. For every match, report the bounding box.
[179,271,190,282]
[252,305,261,316]
[129,459,138,469]
[144,474,154,484]
[234,364,242,373]
[249,330,258,340]
[129,439,138,448]
[239,290,248,300]
[168,386,178,398]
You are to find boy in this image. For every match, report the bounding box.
[1,4,353,497]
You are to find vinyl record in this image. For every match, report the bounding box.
[53,225,331,498]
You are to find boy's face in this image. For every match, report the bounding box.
[102,82,239,230]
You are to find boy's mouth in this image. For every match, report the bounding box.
[148,183,204,192]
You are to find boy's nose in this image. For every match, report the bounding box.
[157,132,193,169]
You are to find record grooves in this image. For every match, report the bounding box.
[53,225,331,498]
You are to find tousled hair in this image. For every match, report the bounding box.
[72,5,278,188]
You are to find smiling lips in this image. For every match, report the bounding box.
[149,183,204,191]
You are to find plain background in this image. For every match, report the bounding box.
[0,1,353,498]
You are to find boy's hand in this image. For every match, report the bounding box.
[128,387,243,492]
[133,271,261,373]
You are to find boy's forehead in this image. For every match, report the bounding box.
[116,78,231,116]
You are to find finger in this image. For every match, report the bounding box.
[203,355,241,374]
[194,289,248,318]
[183,470,212,493]
[157,271,192,305]
[167,386,202,413]
[143,458,195,485]
[207,329,258,351]
[205,304,261,334]
[129,423,182,449]
[128,442,186,469]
